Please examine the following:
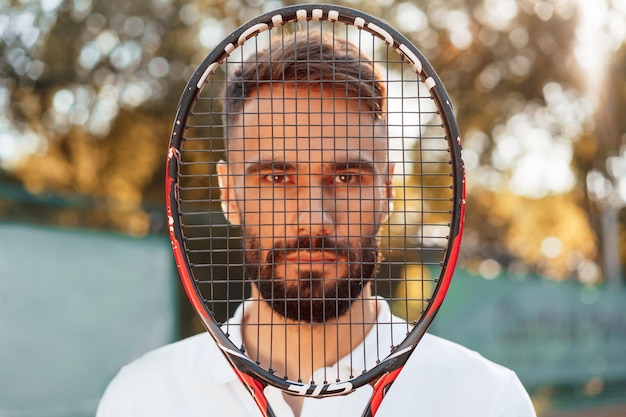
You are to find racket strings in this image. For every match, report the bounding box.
[176,16,454,386]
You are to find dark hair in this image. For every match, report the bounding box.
[222,30,386,128]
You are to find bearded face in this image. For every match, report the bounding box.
[217,84,393,324]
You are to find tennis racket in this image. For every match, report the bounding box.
[166,4,464,417]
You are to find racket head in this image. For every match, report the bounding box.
[167,3,464,398]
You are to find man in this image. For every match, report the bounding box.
[97,31,536,417]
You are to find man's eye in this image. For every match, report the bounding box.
[335,173,361,185]
[264,174,287,184]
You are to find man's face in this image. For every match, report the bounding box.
[218,84,393,323]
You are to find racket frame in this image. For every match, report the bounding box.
[166,4,465,416]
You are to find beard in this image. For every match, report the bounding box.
[244,235,379,323]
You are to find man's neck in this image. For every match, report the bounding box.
[242,285,379,385]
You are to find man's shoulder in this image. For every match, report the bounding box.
[130,332,215,365]
[112,332,229,387]
[97,333,254,416]
[385,334,536,416]
[413,333,517,381]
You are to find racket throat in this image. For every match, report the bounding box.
[363,367,403,417]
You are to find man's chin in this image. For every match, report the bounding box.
[256,276,368,323]
[262,298,356,324]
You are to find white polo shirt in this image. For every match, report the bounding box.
[97,300,536,417]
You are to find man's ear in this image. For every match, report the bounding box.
[216,160,241,226]
[381,163,395,223]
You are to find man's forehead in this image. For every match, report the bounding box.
[224,84,388,164]
[226,134,388,166]
[228,86,385,132]
[227,132,386,150]
[227,147,384,169]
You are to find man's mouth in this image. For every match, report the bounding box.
[284,250,338,263]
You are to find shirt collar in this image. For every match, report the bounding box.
[206,298,408,385]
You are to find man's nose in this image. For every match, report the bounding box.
[297,185,334,237]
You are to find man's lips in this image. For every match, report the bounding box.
[284,250,338,263]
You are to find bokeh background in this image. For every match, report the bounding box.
[1,0,625,416]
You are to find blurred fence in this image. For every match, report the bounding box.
[430,269,626,414]
[0,223,177,417]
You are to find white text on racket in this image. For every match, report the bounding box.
[287,381,354,397]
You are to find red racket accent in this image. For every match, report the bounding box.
[368,367,403,417]
[237,372,271,417]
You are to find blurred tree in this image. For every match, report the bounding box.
[1,0,202,234]
[368,0,622,282]
[583,41,626,286]
[1,0,623,282]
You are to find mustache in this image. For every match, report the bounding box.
[268,237,352,264]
